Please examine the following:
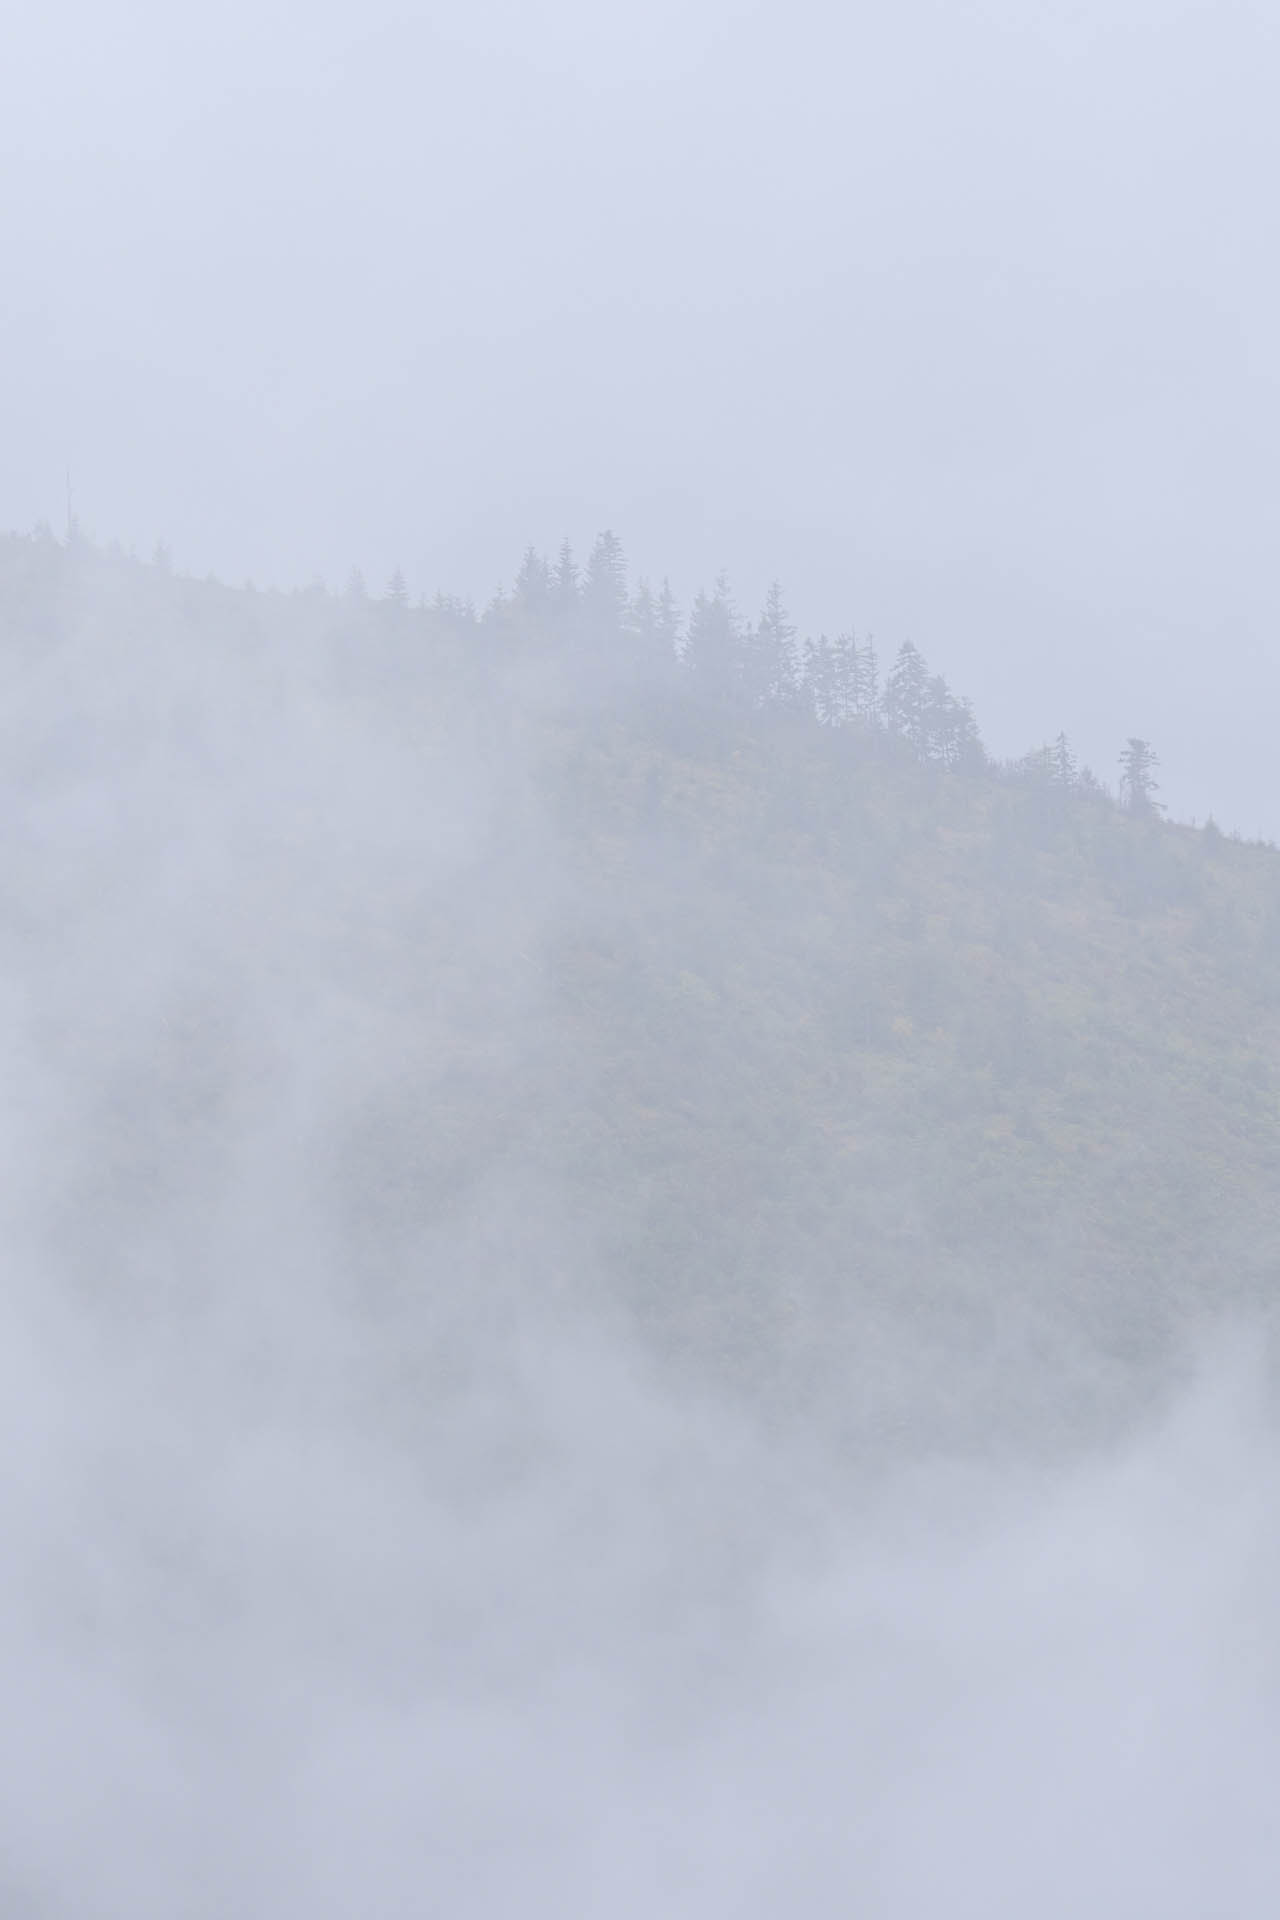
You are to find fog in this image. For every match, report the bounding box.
[0,545,1273,1913]
[9,1288,1280,1913]
[5,5,1280,1909]
[5,0,1280,828]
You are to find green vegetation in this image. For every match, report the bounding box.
[5,525,1278,1459]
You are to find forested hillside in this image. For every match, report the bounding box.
[5,525,1278,1460]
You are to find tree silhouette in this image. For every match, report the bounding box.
[1119,738,1161,816]
[514,547,552,616]
[553,540,580,617]
[750,581,798,709]
[584,530,628,637]
[853,635,879,719]
[655,579,682,661]
[883,641,930,754]
[802,634,844,726]
[684,575,743,700]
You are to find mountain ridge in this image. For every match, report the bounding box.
[4,525,1277,1462]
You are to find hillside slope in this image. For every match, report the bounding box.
[3,531,1277,1460]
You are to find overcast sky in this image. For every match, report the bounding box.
[4,0,1279,828]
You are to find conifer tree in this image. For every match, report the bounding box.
[949,697,986,773]
[629,578,657,646]
[802,634,838,725]
[1053,731,1077,789]
[883,640,930,754]
[1119,738,1161,816]
[853,636,880,719]
[800,634,818,713]
[917,674,983,770]
[923,674,957,764]
[830,631,856,725]
[514,546,552,616]
[655,579,682,661]
[553,540,579,618]
[583,529,628,637]
[751,580,798,709]
[627,577,675,675]
[683,574,743,700]
[1012,744,1057,786]
[385,566,408,609]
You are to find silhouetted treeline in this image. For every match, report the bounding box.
[16,518,1171,819]
[3,514,1279,1460]
[470,529,1164,814]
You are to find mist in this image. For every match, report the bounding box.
[4,3,1280,1909]
[0,539,1272,1912]
[6,0,1280,828]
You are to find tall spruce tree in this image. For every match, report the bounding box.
[926,684,984,771]
[583,530,628,638]
[683,574,743,700]
[883,640,930,755]
[1119,738,1161,815]
[629,578,657,647]
[949,697,985,773]
[655,579,682,661]
[830,631,857,725]
[514,546,552,616]
[553,540,580,619]
[922,674,957,764]
[802,633,838,725]
[751,580,799,709]
[859,637,881,718]
[627,577,675,676]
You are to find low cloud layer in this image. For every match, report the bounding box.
[6,1285,1278,1914]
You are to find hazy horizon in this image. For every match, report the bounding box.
[5,4,1280,1911]
[5,0,1280,831]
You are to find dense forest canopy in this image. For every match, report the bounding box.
[5,520,1278,1461]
